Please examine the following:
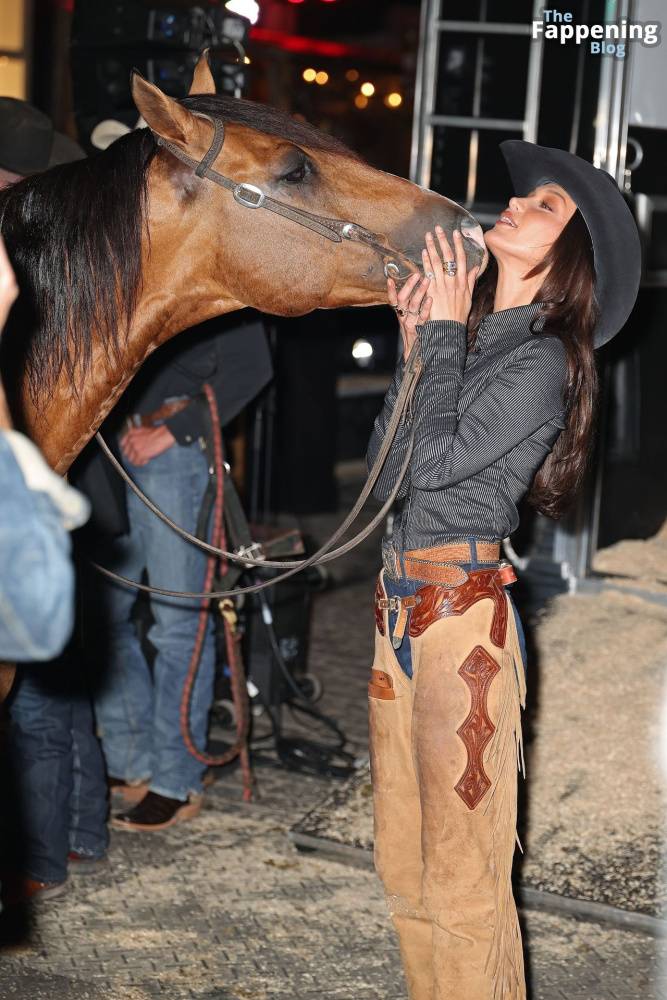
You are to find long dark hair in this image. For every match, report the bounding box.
[468,209,599,519]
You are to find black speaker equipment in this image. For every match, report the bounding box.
[71,0,249,149]
[242,566,322,711]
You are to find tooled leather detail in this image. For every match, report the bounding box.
[454,645,500,810]
[374,576,386,635]
[368,668,395,700]
[408,569,508,648]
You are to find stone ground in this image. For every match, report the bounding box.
[0,485,664,999]
[0,763,662,1000]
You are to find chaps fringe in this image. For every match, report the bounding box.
[483,595,527,1000]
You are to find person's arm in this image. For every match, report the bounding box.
[366,270,436,502]
[164,320,273,442]
[410,323,568,490]
[163,398,205,445]
[365,352,413,501]
[0,434,89,660]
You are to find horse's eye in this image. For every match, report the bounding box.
[281,160,310,184]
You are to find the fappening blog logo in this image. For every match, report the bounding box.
[532,7,661,60]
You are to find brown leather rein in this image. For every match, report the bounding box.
[95,343,422,599]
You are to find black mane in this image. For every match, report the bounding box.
[0,94,357,405]
[0,128,157,404]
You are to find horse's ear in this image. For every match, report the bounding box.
[189,49,216,96]
[131,70,196,146]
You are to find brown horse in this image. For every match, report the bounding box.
[0,54,487,473]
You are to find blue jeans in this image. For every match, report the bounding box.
[93,440,215,801]
[382,544,528,680]
[7,663,109,882]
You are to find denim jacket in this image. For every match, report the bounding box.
[0,432,89,661]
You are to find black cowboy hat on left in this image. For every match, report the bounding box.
[500,139,641,348]
[0,97,85,175]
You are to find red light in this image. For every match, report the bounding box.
[287,0,305,4]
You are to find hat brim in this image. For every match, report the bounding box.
[500,140,641,348]
[48,130,86,167]
[89,120,132,151]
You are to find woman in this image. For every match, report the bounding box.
[366,140,641,1000]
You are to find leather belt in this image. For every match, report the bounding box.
[375,563,517,649]
[405,540,500,565]
[134,397,191,428]
[384,540,501,586]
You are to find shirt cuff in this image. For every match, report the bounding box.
[165,401,204,446]
[417,320,468,368]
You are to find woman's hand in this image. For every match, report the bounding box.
[387,273,432,361]
[422,226,480,325]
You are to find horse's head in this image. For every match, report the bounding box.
[133,55,487,318]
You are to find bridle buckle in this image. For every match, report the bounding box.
[236,541,265,567]
[233,183,266,209]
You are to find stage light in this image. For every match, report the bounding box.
[352,339,373,360]
[303,67,317,82]
[345,69,359,82]
[352,339,373,368]
[360,82,375,97]
[244,55,252,64]
[315,70,329,85]
[287,0,305,4]
[385,92,402,108]
[354,94,368,109]
[224,0,260,24]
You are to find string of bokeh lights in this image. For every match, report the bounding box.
[301,67,403,109]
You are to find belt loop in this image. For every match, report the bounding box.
[468,536,478,569]
[397,546,407,583]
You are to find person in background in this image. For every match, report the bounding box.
[0,100,107,905]
[88,312,272,833]
[78,114,273,833]
[0,234,88,663]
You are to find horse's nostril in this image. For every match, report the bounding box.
[460,221,485,250]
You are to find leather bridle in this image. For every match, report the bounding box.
[94,115,426,600]
[154,114,418,282]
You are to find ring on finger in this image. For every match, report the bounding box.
[425,271,434,279]
[395,306,406,317]
[407,309,420,316]
[444,260,457,277]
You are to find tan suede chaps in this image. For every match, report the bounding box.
[369,566,527,1000]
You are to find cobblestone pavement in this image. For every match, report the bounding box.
[1,491,663,999]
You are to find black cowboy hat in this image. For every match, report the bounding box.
[0,97,85,176]
[500,140,641,348]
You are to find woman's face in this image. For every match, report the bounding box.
[484,182,577,267]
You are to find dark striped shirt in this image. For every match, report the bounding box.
[366,302,568,549]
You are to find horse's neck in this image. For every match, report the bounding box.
[28,291,241,474]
